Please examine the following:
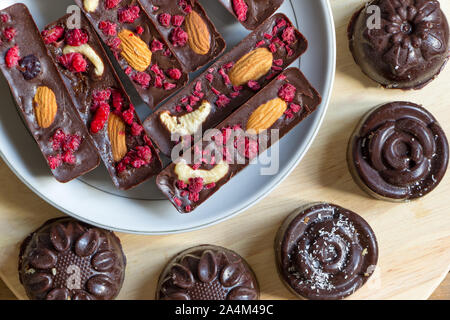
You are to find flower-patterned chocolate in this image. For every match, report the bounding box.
[19,218,126,300]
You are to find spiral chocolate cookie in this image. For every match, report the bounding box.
[348,0,449,90]
[19,218,126,300]
[275,203,378,300]
[156,245,259,300]
[348,102,449,201]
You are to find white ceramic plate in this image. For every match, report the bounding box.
[0,0,335,234]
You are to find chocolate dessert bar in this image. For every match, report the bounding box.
[139,0,226,72]
[0,4,100,183]
[43,13,162,190]
[218,0,285,30]
[75,0,188,109]
[156,68,322,213]
[144,13,308,156]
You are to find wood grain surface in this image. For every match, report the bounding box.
[0,0,449,300]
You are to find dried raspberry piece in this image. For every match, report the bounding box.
[171,15,185,27]
[178,0,192,14]
[219,68,231,86]
[177,180,188,189]
[194,81,202,92]
[205,182,216,189]
[65,29,89,47]
[184,205,192,213]
[180,97,189,105]
[277,74,287,81]
[48,155,62,170]
[90,102,110,133]
[118,5,140,24]
[132,72,151,88]
[143,135,154,147]
[93,89,111,102]
[272,66,282,72]
[62,151,76,164]
[173,197,182,207]
[163,49,172,57]
[211,87,221,95]
[232,0,248,22]
[189,95,199,106]
[170,27,188,47]
[167,68,182,80]
[154,75,163,88]
[230,91,240,98]
[4,28,16,41]
[151,64,165,78]
[290,103,302,113]
[276,18,287,29]
[107,37,121,50]
[151,39,164,52]
[122,108,134,125]
[111,90,123,111]
[175,105,182,113]
[105,0,122,9]
[269,43,277,53]
[272,26,279,37]
[98,21,117,36]
[63,135,81,152]
[188,192,199,202]
[264,33,273,40]
[273,59,283,66]
[255,40,265,48]
[136,25,144,35]
[136,145,152,163]
[216,94,231,108]
[205,73,213,83]
[0,13,10,23]
[131,122,143,136]
[286,46,294,57]
[158,13,171,27]
[247,80,260,91]
[185,105,193,112]
[124,66,132,75]
[235,136,259,159]
[282,27,296,45]
[5,45,20,68]
[51,129,66,151]
[164,82,177,90]
[152,6,159,12]
[284,109,294,119]
[42,26,64,44]
[58,53,87,73]
[278,83,296,103]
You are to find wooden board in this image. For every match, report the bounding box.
[0,0,449,300]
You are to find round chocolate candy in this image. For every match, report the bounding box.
[156,245,259,300]
[19,217,126,300]
[275,203,378,300]
[348,0,449,90]
[348,101,449,201]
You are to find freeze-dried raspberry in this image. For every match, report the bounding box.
[247,80,260,91]
[107,37,121,50]
[272,26,279,37]
[42,26,64,44]
[189,95,199,105]
[205,182,216,189]
[151,39,164,52]
[132,72,151,88]
[90,103,110,133]
[230,91,240,98]
[131,122,143,136]
[173,197,182,207]
[188,192,199,202]
[150,64,165,78]
[290,103,302,113]
[105,0,122,9]
[184,205,192,213]
[164,82,176,90]
[118,5,140,24]
[177,180,188,189]
[122,108,134,125]
[154,75,163,88]
[235,137,259,159]
[277,74,287,81]
[65,29,89,47]
[136,145,152,163]
[194,81,202,92]
[269,43,277,53]
[284,109,294,119]
[170,27,188,47]
[0,13,10,23]
[255,40,265,48]
[158,13,171,27]
[4,28,16,41]
[276,18,287,29]
[111,90,123,111]
[273,59,283,66]
[171,15,185,27]
[185,105,193,112]
[264,33,273,40]
[99,21,117,36]
[282,27,296,45]
[124,67,132,75]
[219,68,231,85]
[136,25,144,35]
[180,97,189,105]
[51,129,66,151]
[152,6,159,12]
[178,0,192,14]
[175,105,182,113]
[167,68,182,80]
[63,135,81,152]
[272,66,282,72]
[205,73,213,83]
[48,155,62,170]
[143,135,154,147]
[163,49,172,57]
[216,94,231,108]
[278,83,296,102]
[62,151,76,164]
[223,62,234,70]
[286,46,294,57]
[58,53,87,73]
[232,0,248,22]
[93,89,111,102]
[272,37,285,48]
[5,45,20,68]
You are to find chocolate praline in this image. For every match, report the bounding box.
[156,245,259,300]
[348,0,449,90]
[19,218,126,300]
[275,203,378,300]
[348,101,449,201]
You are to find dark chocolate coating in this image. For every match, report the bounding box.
[43,13,162,190]
[74,0,188,110]
[348,0,449,90]
[144,13,308,156]
[275,203,379,300]
[139,0,226,72]
[348,101,449,201]
[0,4,100,183]
[19,217,126,300]
[156,245,259,300]
[218,0,285,30]
[156,68,321,213]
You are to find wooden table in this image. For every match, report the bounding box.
[0,0,449,300]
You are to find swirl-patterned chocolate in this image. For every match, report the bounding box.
[19,218,126,300]
[349,102,449,201]
[275,203,378,300]
[156,245,259,300]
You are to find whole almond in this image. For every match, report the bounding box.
[108,114,127,162]
[186,11,211,55]
[229,48,273,86]
[118,29,152,72]
[33,86,58,129]
[246,98,287,134]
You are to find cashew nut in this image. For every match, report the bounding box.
[83,0,99,12]
[63,44,104,76]
[175,159,229,184]
[160,101,211,136]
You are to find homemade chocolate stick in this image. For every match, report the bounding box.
[0,4,100,183]
[139,0,226,72]
[157,68,322,213]
[144,13,308,156]
[75,0,188,109]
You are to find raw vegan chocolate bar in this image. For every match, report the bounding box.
[139,0,226,72]
[144,13,308,156]
[75,0,188,109]
[156,68,322,213]
[0,4,100,183]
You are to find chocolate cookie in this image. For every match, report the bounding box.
[348,0,449,90]
[19,218,126,300]
[156,245,259,300]
[348,102,449,201]
[275,203,379,300]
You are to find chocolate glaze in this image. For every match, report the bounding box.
[275,203,379,300]
[139,0,226,72]
[74,0,188,109]
[144,13,308,156]
[19,217,126,300]
[0,4,100,183]
[156,245,259,300]
[43,13,162,190]
[218,0,285,30]
[348,101,449,201]
[157,68,321,213]
[348,0,450,90]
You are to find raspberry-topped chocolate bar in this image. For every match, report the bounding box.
[156,68,322,213]
[139,0,226,72]
[75,0,188,109]
[144,13,308,156]
[42,12,162,190]
[0,4,100,183]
